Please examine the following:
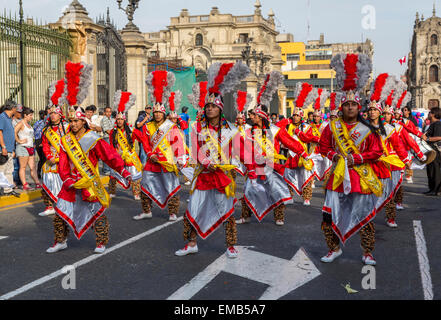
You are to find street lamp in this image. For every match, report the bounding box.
[117,0,140,31]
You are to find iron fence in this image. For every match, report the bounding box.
[0,10,71,119]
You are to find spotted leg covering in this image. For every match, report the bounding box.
[141,192,152,213]
[302,180,313,201]
[53,214,69,243]
[224,216,237,247]
[359,222,375,255]
[94,215,109,246]
[108,178,117,195]
[42,189,54,208]
[183,215,197,242]
[168,194,180,216]
[288,186,295,197]
[385,198,396,221]
[321,217,340,252]
[395,186,404,204]
[274,204,285,222]
[132,180,141,197]
[241,198,252,219]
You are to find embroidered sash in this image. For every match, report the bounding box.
[117,129,143,173]
[287,124,313,170]
[61,132,110,208]
[331,119,382,197]
[147,120,178,174]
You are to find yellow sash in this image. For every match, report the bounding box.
[61,133,110,208]
[116,129,143,173]
[330,120,383,197]
[254,129,287,162]
[287,124,314,170]
[379,130,405,169]
[43,127,62,173]
[147,121,178,174]
[190,124,236,198]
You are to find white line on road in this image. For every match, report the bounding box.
[0,217,183,300]
[0,236,8,240]
[413,220,434,300]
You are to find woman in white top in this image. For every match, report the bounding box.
[14,107,41,191]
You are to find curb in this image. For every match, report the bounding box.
[0,176,110,208]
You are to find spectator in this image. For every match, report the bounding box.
[12,104,23,188]
[0,100,19,196]
[422,107,441,196]
[271,113,278,124]
[402,106,418,127]
[14,107,41,191]
[85,105,102,134]
[307,111,314,124]
[100,106,115,176]
[179,106,191,147]
[33,109,46,179]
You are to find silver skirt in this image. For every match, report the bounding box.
[284,167,316,196]
[141,170,181,209]
[244,171,293,222]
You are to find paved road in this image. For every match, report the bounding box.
[0,170,440,300]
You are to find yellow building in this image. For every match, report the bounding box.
[277,33,374,117]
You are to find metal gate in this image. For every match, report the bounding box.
[0,11,71,117]
[96,14,127,110]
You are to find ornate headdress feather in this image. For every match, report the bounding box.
[329,92,343,116]
[313,88,330,115]
[187,81,208,113]
[330,53,372,109]
[64,61,93,120]
[113,90,136,120]
[146,70,175,114]
[206,61,250,110]
[169,91,182,117]
[47,79,66,117]
[369,73,396,113]
[291,82,318,116]
[234,90,253,120]
[254,71,284,120]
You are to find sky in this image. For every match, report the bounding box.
[1,0,438,77]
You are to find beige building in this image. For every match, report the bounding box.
[144,1,286,114]
[408,5,441,110]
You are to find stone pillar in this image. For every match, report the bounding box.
[246,75,259,112]
[121,30,152,124]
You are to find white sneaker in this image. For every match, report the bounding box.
[396,203,404,210]
[362,254,377,266]
[133,212,153,221]
[46,241,67,254]
[169,214,178,221]
[303,200,311,206]
[175,244,198,256]
[312,182,316,189]
[406,177,413,184]
[39,207,55,217]
[184,181,191,186]
[386,219,398,228]
[109,194,116,198]
[236,217,251,225]
[94,245,106,254]
[134,195,141,201]
[186,199,190,203]
[321,249,343,263]
[226,246,238,259]
[275,220,285,226]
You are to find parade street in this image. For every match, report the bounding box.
[0,170,440,300]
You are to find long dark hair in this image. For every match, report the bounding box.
[203,101,225,163]
[42,106,67,136]
[111,121,133,149]
[358,112,379,136]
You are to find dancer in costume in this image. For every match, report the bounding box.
[237,72,311,225]
[47,61,131,254]
[135,71,187,222]
[283,82,319,206]
[367,74,413,228]
[39,79,69,217]
[309,88,333,186]
[175,61,250,258]
[107,90,143,201]
[320,53,383,266]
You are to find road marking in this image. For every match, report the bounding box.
[0,217,183,300]
[0,200,44,212]
[0,236,8,240]
[168,246,321,300]
[413,220,433,300]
